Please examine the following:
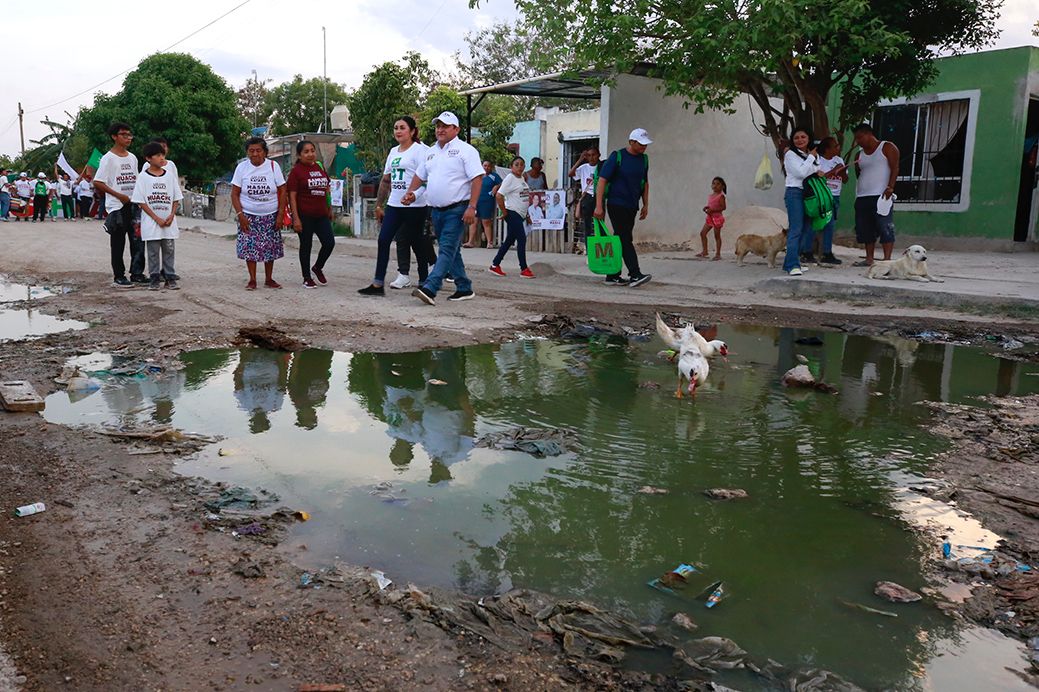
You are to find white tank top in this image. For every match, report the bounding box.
[856,141,891,197]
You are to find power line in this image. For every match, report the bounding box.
[24,0,254,116]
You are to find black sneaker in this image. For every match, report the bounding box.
[820,254,842,265]
[112,277,132,288]
[412,286,435,305]
[603,276,629,286]
[130,275,149,284]
[628,274,652,288]
[447,290,475,302]
[358,284,385,296]
[800,253,817,265]
[165,279,180,290]
[148,277,161,291]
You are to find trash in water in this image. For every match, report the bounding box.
[700,581,727,608]
[671,612,698,632]
[294,510,311,522]
[428,378,448,386]
[13,502,46,517]
[66,373,102,392]
[236,522,266,535]
[648,563,703,594]
[204,487,264,512]
[371,570,392,590]
[218,447,241,457]
[794,336,824,346]
[475,426,580,458]
[781,364,838,394]
[703,488,748,501]
[637,381,661,389]
[839,599,898,618]
[300,572,314,588]
[874,581,922,603]
[637,486,669,495]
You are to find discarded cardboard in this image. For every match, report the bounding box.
[0,380,45,412]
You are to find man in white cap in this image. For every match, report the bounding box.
[401,111,483,305]
[31,173,52,223]
[14,173,32,212]
[593,128,653,287]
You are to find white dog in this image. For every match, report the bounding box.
[867,245,944,283]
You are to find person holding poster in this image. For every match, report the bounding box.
[286,140,335,288]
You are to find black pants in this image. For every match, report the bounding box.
[606,204,642,279]
[78,197,92,218]
[106,206,145,280]
[299,214,335,281]
[32,195,48,221]
[578,194,595,244]
[379,206,430,283]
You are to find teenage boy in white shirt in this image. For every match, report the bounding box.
[94,122,145,287]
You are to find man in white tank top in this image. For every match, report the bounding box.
[852,123,900,267]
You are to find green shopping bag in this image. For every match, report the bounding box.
[587,218,622,275]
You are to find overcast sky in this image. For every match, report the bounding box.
[1,0,1036,158]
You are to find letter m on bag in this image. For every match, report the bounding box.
[595,243,614,259]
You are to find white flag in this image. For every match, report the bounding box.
[56,152,78,180]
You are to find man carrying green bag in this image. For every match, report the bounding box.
[587,218,622,275]
[593,128,653,287]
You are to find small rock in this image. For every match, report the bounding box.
[490,673,508,684]
[672,612,698,632]
[874,581,922,603]
[704,488,749,501]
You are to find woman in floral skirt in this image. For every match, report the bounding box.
[231,137,287,289]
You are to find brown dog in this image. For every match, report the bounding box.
[735,228,788,267]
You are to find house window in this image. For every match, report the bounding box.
[872,98,971,205]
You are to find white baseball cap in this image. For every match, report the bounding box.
[432,111,460,127]
[19,172,27,178]
[628,128,653,145]
[37,172,46,178]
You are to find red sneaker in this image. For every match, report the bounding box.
[488,265,506,277]
[302,279,318,289]
[520,268,535,279]
[311,266,327,284]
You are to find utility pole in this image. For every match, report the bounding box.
[322,27,328,133]
[17,102,25,155]
[251,69,258,129]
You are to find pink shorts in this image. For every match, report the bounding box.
[705,212,725,230]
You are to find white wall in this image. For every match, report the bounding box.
[601,74,784,245]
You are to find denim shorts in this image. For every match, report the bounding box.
[854,195,895,244]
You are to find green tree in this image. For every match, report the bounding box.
[418,86,467,145]
[419,86,519,166]
[499,0,1001,149]
[262,74,349,135]
[237,73,272,129]
[76,53,247,181]
[348,61,422,170]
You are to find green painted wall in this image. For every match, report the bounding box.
[831,46,1038,240]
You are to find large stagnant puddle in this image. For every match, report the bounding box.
[43,326,1039,689]
[0,276,86,341]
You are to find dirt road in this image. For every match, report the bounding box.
[1,222,1038,690]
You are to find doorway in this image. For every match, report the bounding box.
[1013,98,1039,242]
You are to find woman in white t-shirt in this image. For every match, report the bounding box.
[359,116,430,295]
[781,127,821,276]
[231,137,287,290]
[488,156,534,278]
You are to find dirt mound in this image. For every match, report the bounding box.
[235,324,306,351]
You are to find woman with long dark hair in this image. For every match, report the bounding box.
[358,116,430,295]
[781,127,820,277]
[286,140,335,288]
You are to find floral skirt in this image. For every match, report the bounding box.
[236,212,284,262]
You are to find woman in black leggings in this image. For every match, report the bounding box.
[286,140,335,288]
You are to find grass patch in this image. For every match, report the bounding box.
[333,221,354,237]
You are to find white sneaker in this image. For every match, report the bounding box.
[389,273,411,289]
[788,267,803,276]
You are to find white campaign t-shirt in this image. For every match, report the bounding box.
[76,180,93,198]
[819,155,846,197]
[231,159,285,216]
[574,163,597,196]
[383,143,428,208]
[95,150,139,212]
[496,173,530,216]
[415,136,483,208]
[141,159,179,181]
[58,179,73,196]
[15,179,31,197]
[131,168,184,241]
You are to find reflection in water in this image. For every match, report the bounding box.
[41,329,1039,690]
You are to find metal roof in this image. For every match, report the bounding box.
[459,71,610,100]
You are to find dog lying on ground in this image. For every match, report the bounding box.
[867,244,944,283]
[735,229,787,267]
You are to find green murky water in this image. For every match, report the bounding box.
[43,326,1039,689]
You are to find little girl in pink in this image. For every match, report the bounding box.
[697,177,727,260]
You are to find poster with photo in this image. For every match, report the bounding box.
[528,189,566,230]
[329,178,344,207]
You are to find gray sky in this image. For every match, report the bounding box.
[1,0,1036,158]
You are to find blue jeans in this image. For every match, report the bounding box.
[783,187,810,272]
[422,204,472,296]
[0,192,9,219]
[492,210,527,269]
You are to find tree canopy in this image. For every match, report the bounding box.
[500,0,1002,149]
[262,75,350,136]
[348,59,423,170]
[76,53,247,181]
[237,73,272,130]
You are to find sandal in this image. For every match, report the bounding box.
[852,260,872,267]
[246,280,257,290]
[264,279,282,289]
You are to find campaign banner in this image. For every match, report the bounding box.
[528,189,566,230]
[329,178,344,207]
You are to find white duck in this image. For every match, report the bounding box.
[656,313,710,398]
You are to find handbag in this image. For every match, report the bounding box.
[586,218,622,275]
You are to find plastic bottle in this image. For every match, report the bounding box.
[14,502,45,517]
[941,540,952,559]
